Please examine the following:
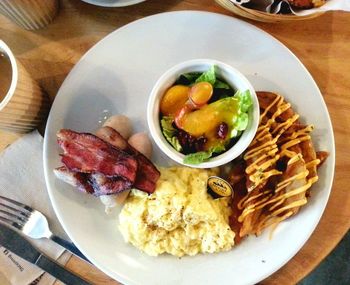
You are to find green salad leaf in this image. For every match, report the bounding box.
[213,79,231,89]
[182,72,202,82]
[231,90,253,134]
[230,129,242,138]
[183,151,212,165]
[176,65,232,92]
[235,90,253,113]
[195,65,216,85]
[184,144,225,165]
[235,112,249,131]
[160,116,182,152]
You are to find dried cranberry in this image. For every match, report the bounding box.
[194,136,207,152]
[217,122,228,139]
[177,130,196,154]
[177,130,208,154]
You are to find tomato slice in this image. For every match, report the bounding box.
[189,82,213,107]
[160,85,189,116]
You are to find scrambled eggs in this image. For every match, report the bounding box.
[118,167,235,257]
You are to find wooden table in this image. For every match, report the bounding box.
[1,0,349,284]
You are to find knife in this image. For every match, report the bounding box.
[0,223,91,285]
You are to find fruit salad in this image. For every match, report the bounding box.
[159,66,252,164]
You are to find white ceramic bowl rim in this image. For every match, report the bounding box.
[147,58,260,168]
[0,40,18,112]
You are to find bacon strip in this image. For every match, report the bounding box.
[96,126,160,193]
[55,128,160,196]
[54,166,132,197]
[89,173,132,196]
[53,166,94,194]
[57,129,138,183]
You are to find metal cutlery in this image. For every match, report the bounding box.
[0,222,91,285]
[0,195,90,262]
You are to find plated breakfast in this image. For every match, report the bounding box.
[54,81,328,257]
[43,12,335,285]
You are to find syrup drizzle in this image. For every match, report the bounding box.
[238,93,320,235]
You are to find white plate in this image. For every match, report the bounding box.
[81,0,146,7]
[43,11,335,285]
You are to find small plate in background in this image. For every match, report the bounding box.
[81,0,146,8]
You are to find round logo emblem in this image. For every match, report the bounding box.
[207,176,233,199]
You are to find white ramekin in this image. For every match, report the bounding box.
[147,59,259,168]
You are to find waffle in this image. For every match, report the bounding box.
[229,91,328,238]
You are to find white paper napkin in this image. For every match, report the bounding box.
[0,130,72,285]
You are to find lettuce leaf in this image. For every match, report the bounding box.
[176,66,232,92]
[230,129,242,138]
[195,65,216,85]
[183,144,225,165]
[183,151,211,165]
[175,73,202,85]
[228,90,252,135]
[235,90,252,113]
[160,116,182,152]
[182,72,202,82]
[235,112,249,131]
[213,79,230,89]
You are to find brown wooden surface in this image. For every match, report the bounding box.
[0,0,349,284]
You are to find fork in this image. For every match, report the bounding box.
[0,195,90,262]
